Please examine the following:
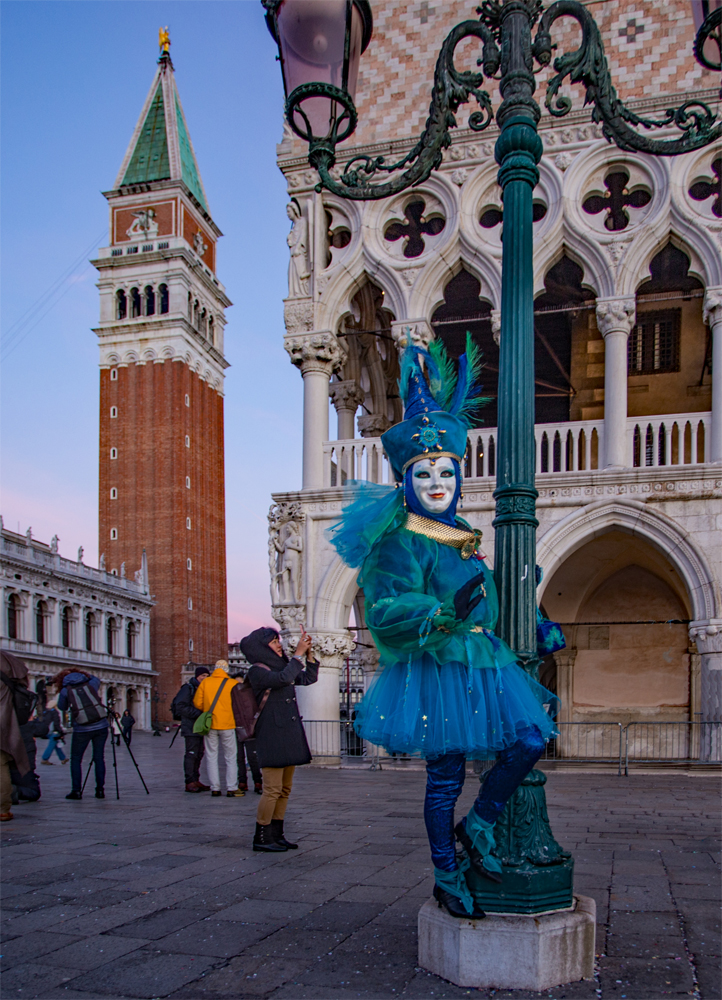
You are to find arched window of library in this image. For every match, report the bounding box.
[61,606,71,648]
[106,617,116,655]
[85,611,96,652]
[126,622,137,659]
[7,594,20,640]
[35,600,47,644]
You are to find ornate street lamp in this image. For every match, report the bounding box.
[263,0,721,911]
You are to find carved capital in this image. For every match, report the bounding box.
[329,380,365,412]
[595,297,636,337]
[703,288,722,329]
[391,320,433,351]
[491,308,501,347]
[284,331,346,377]
[689,621,722,656]
[283,297,314,334]
[357,413,392,438]
[271,605,307,632]
[315,632,357,659]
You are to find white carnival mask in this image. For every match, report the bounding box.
[411,456,457,514]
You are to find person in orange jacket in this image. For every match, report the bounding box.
[192,660,243,797]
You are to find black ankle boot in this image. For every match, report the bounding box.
[433,884,486,919]
[454,821,503,884]
[253,822,287,853]
[270,819,298,849]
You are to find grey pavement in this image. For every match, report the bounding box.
[1,733,719,1000]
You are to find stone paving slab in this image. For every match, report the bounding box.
[1,734,719,999]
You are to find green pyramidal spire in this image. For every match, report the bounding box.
[115,51,209,213]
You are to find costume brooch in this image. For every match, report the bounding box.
[412,414,446,453]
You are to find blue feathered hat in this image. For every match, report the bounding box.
[381,332,487,481]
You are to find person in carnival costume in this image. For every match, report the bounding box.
[329,336,559,920]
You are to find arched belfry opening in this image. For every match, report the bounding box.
[334,279,398,439]
[431,269,496,424]
[536,255,595,425]
[540,529,694,728]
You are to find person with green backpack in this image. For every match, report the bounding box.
[192,660,243,797]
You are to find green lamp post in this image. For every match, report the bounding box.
[263,0,721,911]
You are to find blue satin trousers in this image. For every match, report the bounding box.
[424,725,545,871]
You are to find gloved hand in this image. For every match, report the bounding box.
[452,572,486,621]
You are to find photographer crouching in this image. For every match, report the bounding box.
[239,628,317,852]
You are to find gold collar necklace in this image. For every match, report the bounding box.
[404,513,482,560]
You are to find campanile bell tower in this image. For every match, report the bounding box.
[93,33,230,718]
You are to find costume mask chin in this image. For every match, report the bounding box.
[411,457,457,515]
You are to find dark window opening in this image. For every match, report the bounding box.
[431,268,496,426]
[61,606,71,648]
[106,617,115,655]
[7,594,19,640]
[384,199,445,258]
[689,156,722,218]
[144,285,155,316]
[85,612,94,652]
[479,202,546,230]
[533,256,594,424]
[126,622,135,658]
[159,283,169,314]
[582,169,651,231]
[628,310,680,374]
[116,289,127,320]
[36,601,46,643]
[130,288,141,318]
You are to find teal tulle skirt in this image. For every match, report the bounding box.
[353,656,558,759]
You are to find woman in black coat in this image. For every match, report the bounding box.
[240,627,318,853]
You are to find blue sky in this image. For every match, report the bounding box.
[0,0,304,639]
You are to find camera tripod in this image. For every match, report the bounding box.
[81,702,149,800]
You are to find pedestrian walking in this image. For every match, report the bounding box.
[120,710,135,745]
[193,661,243,797]
[240,627,318,852]
[40,704,67,765]
[170,667,211,792]
[237,735,263,794]
[0,651,34,822]
[55,669,109,800]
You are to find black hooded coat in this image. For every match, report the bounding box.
[241,628,318,769]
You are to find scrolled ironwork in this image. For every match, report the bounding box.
[310,19,500,200]
[535,0,721,156]
[694,6,721,73]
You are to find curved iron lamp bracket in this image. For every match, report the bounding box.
[535,0,722,156]
[694,6,721,78]
[310,19,500,200]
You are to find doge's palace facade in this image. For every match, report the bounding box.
[269,1,722,738]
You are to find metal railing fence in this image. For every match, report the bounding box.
[624,721,722,774]
[301,719,722,774]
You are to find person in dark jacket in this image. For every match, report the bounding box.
[120,710,135,745]
[0,651,32,821]
[40,705,67,764]
[240,627,318,853]
[173,667,211,792]
[55,669,109,800]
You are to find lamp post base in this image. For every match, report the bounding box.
[418,893,596,991]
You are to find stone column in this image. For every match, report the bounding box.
[294,632,355,762]
[390,319,433,351]
[596,298,636,469]
[688,622,722,761]
[285,332,346,490]
[703,289,722,463]
[329,380,365,441]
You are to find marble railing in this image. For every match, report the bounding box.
[322,411,711,486]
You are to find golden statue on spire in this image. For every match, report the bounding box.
[159,26,170,55]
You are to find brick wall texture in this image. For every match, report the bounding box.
[285,0,719,157]
[99,362,227,720]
